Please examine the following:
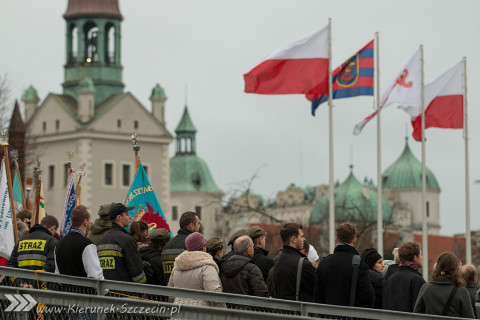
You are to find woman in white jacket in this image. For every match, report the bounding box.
[168,232,225,308]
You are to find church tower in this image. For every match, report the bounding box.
[62,0,124,105]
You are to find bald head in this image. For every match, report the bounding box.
[234,235,254,258]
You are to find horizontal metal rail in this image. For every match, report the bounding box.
[0,266,471,320]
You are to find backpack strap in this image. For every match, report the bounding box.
[350,255,361,307]
[441,286,458,316]
[296,257,305,301]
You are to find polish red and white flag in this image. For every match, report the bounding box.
[244,26,329,95]
[353,49,421,135]
[411,61,464,141]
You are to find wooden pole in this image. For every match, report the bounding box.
[2,143,19,244]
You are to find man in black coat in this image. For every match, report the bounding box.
[272,223,315,302]
[248,225,274,282]
[314,222,374,308]
[220,236,268,297]
[383,241,426,312]
[161,211,201,284]
[140,228,171,285]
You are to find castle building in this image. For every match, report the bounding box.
[23,0,173,222]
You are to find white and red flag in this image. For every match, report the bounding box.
[353,49,421,135]
[0,159,14,266]
[411,61,464,141]
[243,26,329,95]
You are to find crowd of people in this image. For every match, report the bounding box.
[5,204,480,318]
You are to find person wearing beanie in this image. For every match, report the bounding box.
[87,202,114,245]
[361,248,385,309]
[167,232,225,308]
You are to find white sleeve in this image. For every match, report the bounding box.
[82,244,104,279]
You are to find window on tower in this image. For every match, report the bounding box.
[106,23,116,64]
[84,22,99,62]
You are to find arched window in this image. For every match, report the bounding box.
[84,22,98,62]
[69,24,78,63]
[186,138,191,153]
[106,23,115,64]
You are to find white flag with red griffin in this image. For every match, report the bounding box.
[353,49,421,135]
[0,159,14,266]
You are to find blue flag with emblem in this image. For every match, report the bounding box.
[60,169,76,237]
[125,164,171,235]
[12,170,23,213]
[308,40,374,115]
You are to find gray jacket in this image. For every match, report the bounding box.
[413,276,475,319]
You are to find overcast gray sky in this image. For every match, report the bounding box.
[1,0,479,236]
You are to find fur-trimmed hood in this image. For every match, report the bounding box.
[174,250,219,273]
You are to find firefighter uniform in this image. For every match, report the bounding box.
[97,223,146,283]
[161,228,193,284]
[7,224,58,272]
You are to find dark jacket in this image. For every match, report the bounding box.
[220,253,268,297]
[7,224,57,272]
[465,283,478,318]
[272,245,315,302]
[87,218,111,245]
[161,228,193,284]
[139,246,164,285]
[368,269,384,309]
[384,263,399,282]
[97,223,146,283]
[252,247,274,282]
[314,244,374,308]
[383,265,425,312]
[413,276,475,319]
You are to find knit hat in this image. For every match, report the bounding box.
[185,232,207,251]
[362,248,382,269]
[228,229,247,246]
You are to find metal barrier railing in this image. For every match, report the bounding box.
[0,267,471,320]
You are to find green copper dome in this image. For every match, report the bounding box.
[78,77,96,91]
[175,106,197,133]
[22,85,39,101]
[310,167,392,224]
[170,155,222,193]
[150,84,166,99]
[382,138,440,190]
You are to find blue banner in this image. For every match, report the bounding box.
[125,164,171,235]
[60,170,76,237]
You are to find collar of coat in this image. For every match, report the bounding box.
[111,222,127,233]
[333,243,360,255]
[174,250,219,273]
[430,275,455,285]
[282,244,307,257]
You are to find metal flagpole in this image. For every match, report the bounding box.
[420,45,429,281]
[375,32,383,255]
[327,18,335,253]
[463,57,471,264]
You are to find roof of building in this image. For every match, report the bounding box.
[310,166,392,224]
[63,0,123,20]
[22,85,39,101]
[175,106,197,134]
[9,101,25,133]
[382,138,440,190]
[150,84,166,100]
[170,154,222,193]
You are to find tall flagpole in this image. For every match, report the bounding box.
[1,135,19,244]
[327,18,335,253]
[420,44,428,281]
[375,32,383,255]
[463,57,471,264]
